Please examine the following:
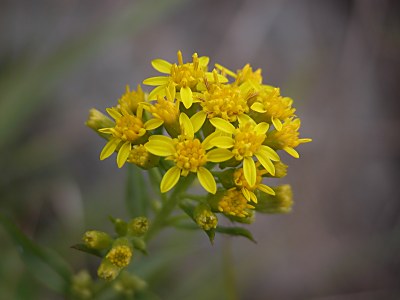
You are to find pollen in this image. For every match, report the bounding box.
[170,52,205,89]
[172,138,207,176]
[218,189,255,218]
[106,245,133,268]
[199,83,249,122]
[232,123,265,160]
[113,114,146,142]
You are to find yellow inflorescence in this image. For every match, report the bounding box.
[106,245,133,268]
[88,50,311,223]
[218,189,255,218]
[171,138,207,176]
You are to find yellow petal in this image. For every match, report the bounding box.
[214,63,237,78]
[160,166,181,193]
[255,152,275,175]
[198,56,210,67]
[299,138,312,144]
[143,76,169,86]
[243,157,256,187]
[179,112,194,138]
[209,118,235,134]
[249,191,258,203]
[106,108,122,120]
[250,102,266,113]
[148,85,166,101]
[117,141,131,168]
[271,117,283,131]
[242,188,251,201]
[149,135,173,143]
[259,146,280,161]
[205,72,228,83]
[283,146,299,158]
[207,149,234,162]
[180,86,193,109]
[151,59,172,73]
[258,184,275,195]
[237,114,253,125]
[145,140,175,157]
[144,118,164,130]
[209,136,234,149]
[98,128,113,134]
[100,138,120,160]
[254,122,269,135]
[202,131,226,150]
[166,83,176,101]
[190,111,207,133]
[197,167,216,194]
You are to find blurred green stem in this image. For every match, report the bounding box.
[145,175,195,241]
[222,238,237,300]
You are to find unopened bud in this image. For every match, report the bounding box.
[85,108,115,132]
[71,270,93,299]
[128,217,149,236]
[113,271,147,295]
[193,203,218,231]
[82,231,112,250]
[98,258,121,281]
[256,184,293,214]
[106,238,133,268]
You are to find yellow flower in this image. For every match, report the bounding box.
[98,106,163,168]
[217,188,255,218]
[266,118,312,158]
[127,144,159,169]
[191,70,252,126]
[233,162,275,203]
[144,113,227,194]
[141,84,180,137]
[215,63,263,89]
[143,50,227,109]
[209,115,280,187]
[250,87,296,131]
[106,245,133,268]
[117,85,145,115]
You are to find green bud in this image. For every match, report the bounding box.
[71,270,93,299]
[266,161,288,178]
[113,271,147,296]
[193,203,218,231]
[82,231,112,250]
[256,184,293,214]
[110,217,128,236]
[127,217,149,236]
[85,109,115,133]
[130,237,147,253]
[98,258,121,281]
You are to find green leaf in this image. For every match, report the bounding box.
[215,226,257,243]
[70,244,103,258]
[126,164,149,218]
[0,214,72,295]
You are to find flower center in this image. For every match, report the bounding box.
[218,189,254,218]
[200,84,249,122]
[232,123,265,159]
[150,98,179,125]
[173,138,207,175]
[256,88,295,120]
[106,245,132,268]
[269,119,301,148]
[170,64,204,89]
[113,115,145,142]
[233,167,263,190]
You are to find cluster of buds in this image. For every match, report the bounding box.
[86,50,311,236]
[81,216,149,281]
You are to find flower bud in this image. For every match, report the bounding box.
[106,238,133,268]
[113,271,147,295]
[127,217,149,236]
[110,217,128,236]
[128,145,160,169]
[256,184,293,214]
[82,231,112,250]
[71,270,93,299]
[193,203,218,231]
[85,108,115,132]
[98,258,121,281]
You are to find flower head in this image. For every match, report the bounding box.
[209,115,280,186]
[266,118,312,158]
[117,85,145,115]
[217,188,255,218]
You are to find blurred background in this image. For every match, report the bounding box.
[1,0,399,299]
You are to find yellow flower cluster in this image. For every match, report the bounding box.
[87,50,311,221]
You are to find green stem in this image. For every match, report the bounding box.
[180,193,206,202]
[145,175,195,241]
[222,238,237,300]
